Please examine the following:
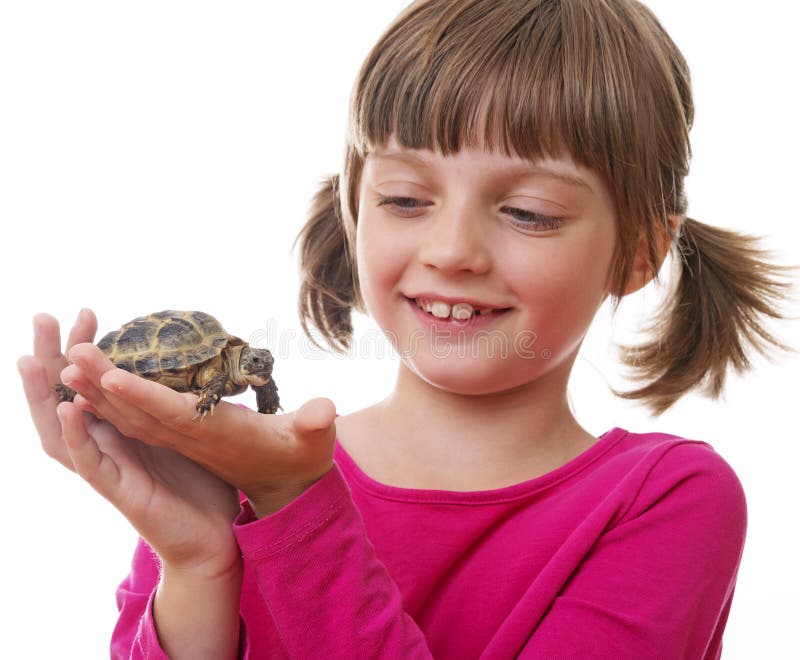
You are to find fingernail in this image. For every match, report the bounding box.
[75,309,85,326]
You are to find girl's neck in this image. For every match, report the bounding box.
[336,358,597,492]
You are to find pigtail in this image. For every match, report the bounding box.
[615,218,795,414]
[294,175,360,352]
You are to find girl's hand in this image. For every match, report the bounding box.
[18,310,98,471]
[17,312,242,577]
[61,339,337,519]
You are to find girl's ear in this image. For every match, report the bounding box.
[620,214,683,296]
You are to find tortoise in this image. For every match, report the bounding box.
[56,310,280,417]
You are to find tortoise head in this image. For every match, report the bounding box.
[238,347,274,386]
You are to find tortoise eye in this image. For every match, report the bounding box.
[252,356,260,363]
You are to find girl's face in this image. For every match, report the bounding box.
[356,137,619,397]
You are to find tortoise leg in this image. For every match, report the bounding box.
[194,373,229,419]
[54,383,77,403]
[255,376,281,414]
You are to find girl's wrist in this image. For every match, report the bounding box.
[154,561,243,660]
[247,466,334,518]
[248,483,314,518]
[160,546,243,586]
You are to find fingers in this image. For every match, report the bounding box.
[17,355,75,471]
[22,309,99,472]
[292,398,337,441]
[288,398,337,468]
[100,359,240,438]
[65,308,98,352]
[57,401,121,500]
[31,309,97,387]
[32,313,64,361]
[60,363,105,415]
[67,344,204,449]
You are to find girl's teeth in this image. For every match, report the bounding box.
[431,301,451,318]
[417,298,484,320]
[450,303,474,320]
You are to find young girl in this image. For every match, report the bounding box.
[18,0,791,657]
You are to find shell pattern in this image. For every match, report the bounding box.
[97,310,243,382]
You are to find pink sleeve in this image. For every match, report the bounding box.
[232,463,433,659]
[111,538,170,660]
[517,443,747,660]
[111,538,253,659]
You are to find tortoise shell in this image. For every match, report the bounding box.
[97,310,245,381]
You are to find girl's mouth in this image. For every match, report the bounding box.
[407,297,510,327]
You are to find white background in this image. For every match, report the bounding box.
[1,1,797,657]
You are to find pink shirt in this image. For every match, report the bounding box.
[112,428,746,658]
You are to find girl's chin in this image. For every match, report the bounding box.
[402,356,533,397]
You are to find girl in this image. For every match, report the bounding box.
[18,0,792,657]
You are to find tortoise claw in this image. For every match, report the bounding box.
[192,404,209,421]
[192,394,219,421]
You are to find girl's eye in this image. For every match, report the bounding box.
[376,195,431,216]
[375,195,563,232]
[501,207,564,232]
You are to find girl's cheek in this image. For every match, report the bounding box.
[356,225,397,310]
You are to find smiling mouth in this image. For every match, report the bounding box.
[411,297,510,321]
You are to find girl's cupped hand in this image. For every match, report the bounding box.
[60,337,337,518]
[19,310,336,578]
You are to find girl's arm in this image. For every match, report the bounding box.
[62,343,433,657]
[113,539,244,660]
[112,470,435,659]
[153,563,243,659]
[19,312,244,659]
[232,464,433,658]
[55,396,245,660]
[229,441,745,659]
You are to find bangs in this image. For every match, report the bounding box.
[348,0,675,183]
[351,1,619,171]
[351,0,567,161]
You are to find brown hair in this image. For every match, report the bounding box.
[295,0,793,414]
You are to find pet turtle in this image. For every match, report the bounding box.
[56,310,280,417]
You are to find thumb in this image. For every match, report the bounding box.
[292,397,337,447]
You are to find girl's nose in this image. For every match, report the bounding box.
[417,206,492,275]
